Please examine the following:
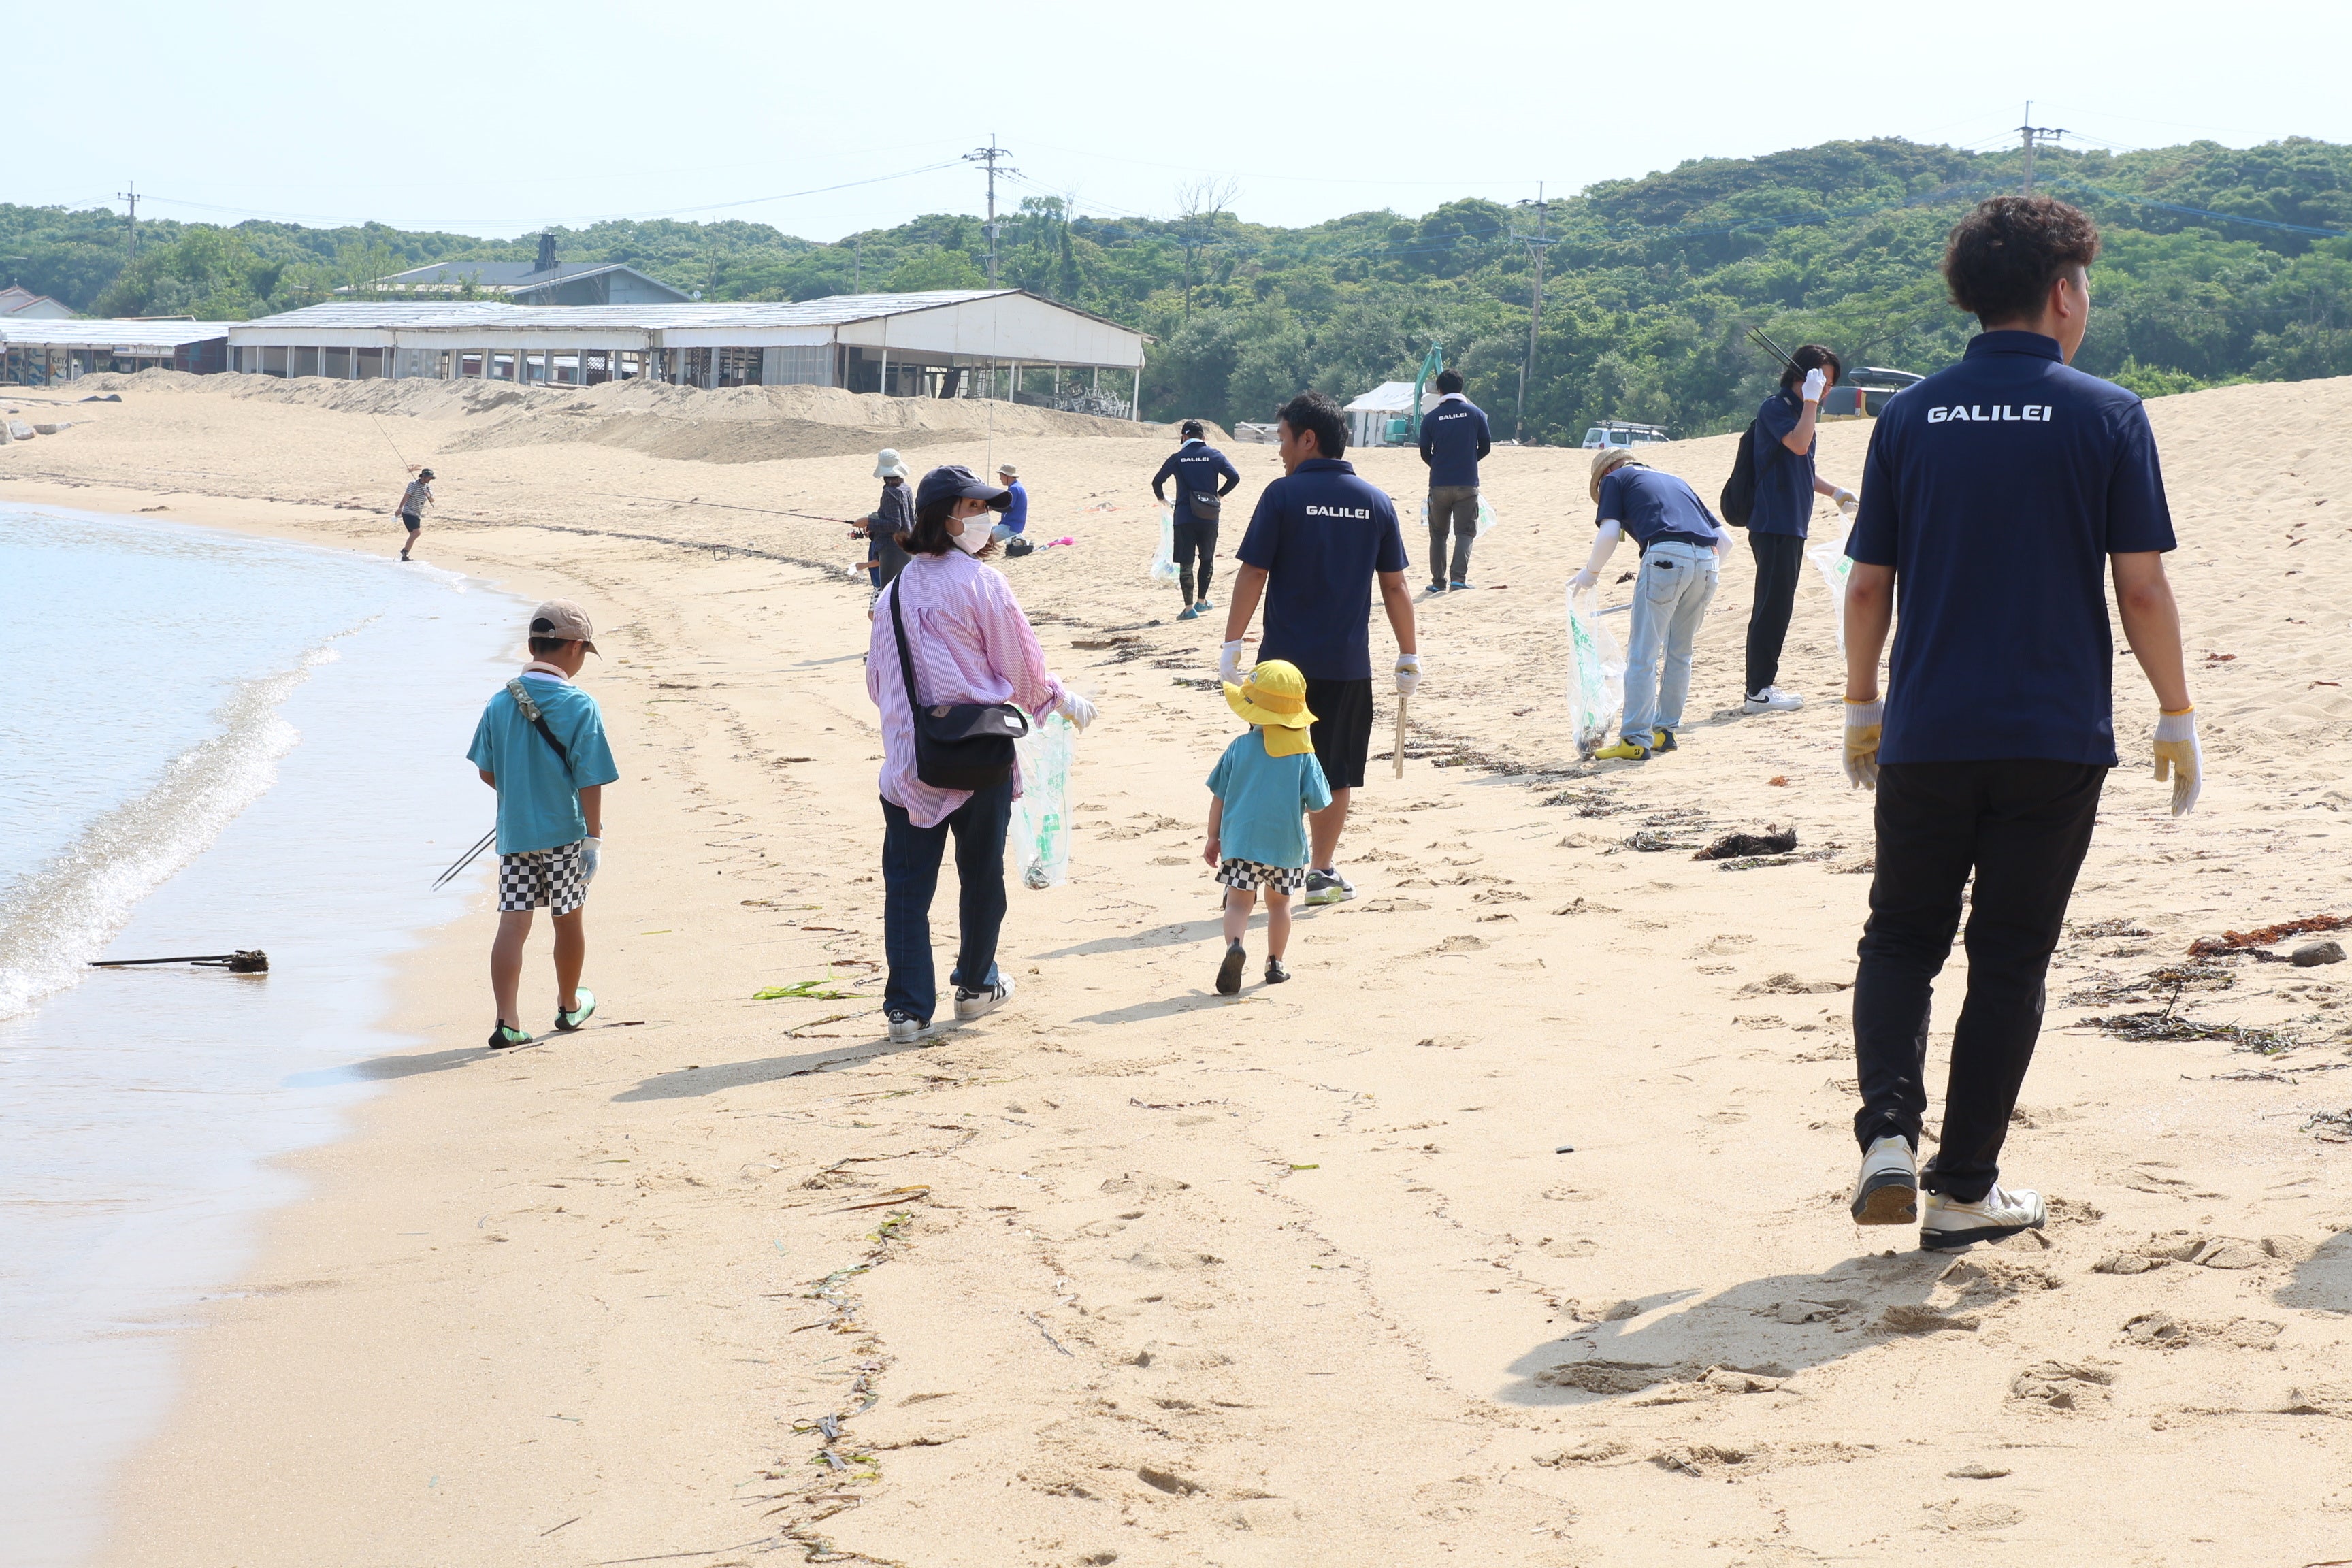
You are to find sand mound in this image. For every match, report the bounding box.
[78,368,1200,465]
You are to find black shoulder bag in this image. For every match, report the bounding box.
[1186,488,1222,523]
[1718,421,1759,528]
[886,581,1028,790]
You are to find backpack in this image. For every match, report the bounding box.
[1718,421,1759,528]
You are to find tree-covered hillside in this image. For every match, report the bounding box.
[5,136,2347,441]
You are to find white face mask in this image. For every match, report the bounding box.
[951,512,990,555]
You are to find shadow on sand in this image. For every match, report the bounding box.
[2278,1225,2352,1311]
[612,1034,943,1100]
[1497,1249,1955,1405]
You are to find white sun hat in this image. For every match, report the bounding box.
[874,448,911,480]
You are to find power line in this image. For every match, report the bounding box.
[964,137,1017,287]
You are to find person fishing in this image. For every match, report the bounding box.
[1152,419,1242,620]
[851,449,915,593]
[397,468,434,561]
[466,600,620,1049]
[866,465,1096,1045]
[1839,195,2199,1249]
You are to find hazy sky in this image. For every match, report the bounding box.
[16,1,2349,242]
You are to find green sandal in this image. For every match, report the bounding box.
[553,987,597,1033]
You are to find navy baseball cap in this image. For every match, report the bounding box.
[914,463,1011,513]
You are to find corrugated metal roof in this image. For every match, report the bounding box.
[239,291,1026,333]
[0,318,233,348]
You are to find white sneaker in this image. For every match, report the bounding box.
[1849,1135,1918,1225]
[887,1011,931,1045]
[1743,686,1805,714]
[1920,1183,2046,1250]
[1303,869,1356,906]
[953,974,1015,1022]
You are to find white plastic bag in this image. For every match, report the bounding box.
[1476,495,1497,536]
[1149,506,1179,585]
[1806,526,1855,656]
[1009,713,1074,889]
[1566,583,1627,757]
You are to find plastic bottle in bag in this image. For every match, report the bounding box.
[1149,506,1179,585]
[1566,582,1627,758]
[1009,713,1075,889]
[1805,525,1856,656]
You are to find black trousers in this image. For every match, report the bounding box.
[1743,530,1806,697]
[1173,519,1218,602]
[1426,485,1479,585]
[1852,760,2106,1201]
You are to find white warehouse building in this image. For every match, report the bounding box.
[223,290,1149,415]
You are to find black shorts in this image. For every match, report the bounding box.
[400,512,421,532]
[1303,676,1374,790]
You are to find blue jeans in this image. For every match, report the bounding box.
[880,783,1011,1022]
[1621,541,1720,740]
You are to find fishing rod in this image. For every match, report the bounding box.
[431,826,498,890]
[368,410,417,472]
[1746,327,1797,371]
[92,949,270,972]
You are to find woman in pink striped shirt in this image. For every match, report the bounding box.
[867,466,1096,1044]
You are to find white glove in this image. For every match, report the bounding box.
[1218,639,1249,686]
[1054,689,1097,732]
[1568,568,1597,593]
[1394,653,1423,698]
[1833,487,1858,520]
[581,836,602,883]
[2153,708,2202,816]
[1842,700,1883,790]
[1801,368,1827,403]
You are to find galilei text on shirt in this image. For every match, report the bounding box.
[1305,504,1373,519]
[1925,404,2059,423]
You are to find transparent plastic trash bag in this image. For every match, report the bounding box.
[1149,506,1179,585]
[1566,581,1627,758]
[1477,495,1497,536]
[1806,526,1855,656]
[1009,713,1075,890]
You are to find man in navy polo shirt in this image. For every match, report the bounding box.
[1153,419,1243,619]
[1743,344,1857,714]
[1418,369,1492,592]
[1572,451,1730,760]
[1222,390,1419,906]
[1840,195,2200,1250]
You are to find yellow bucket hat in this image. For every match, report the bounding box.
[1225,659,1318,756]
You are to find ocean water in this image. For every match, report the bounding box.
[0,506,522,1566]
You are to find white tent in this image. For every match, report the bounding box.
[1341,380,1437,448]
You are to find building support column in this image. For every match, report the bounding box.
[1132,364,1142,421]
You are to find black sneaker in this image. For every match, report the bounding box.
[1215,939,1247,995]
[1265,957,1291,985]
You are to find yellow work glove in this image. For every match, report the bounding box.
[2153,707,2202,816]
[1843,698,1883,789]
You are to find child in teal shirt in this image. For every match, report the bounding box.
[1202,659,1333,994]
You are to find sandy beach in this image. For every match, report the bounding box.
[7,368,2351,1565]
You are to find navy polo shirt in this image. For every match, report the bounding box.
[1152,440,1242,510]
[1847,331,2176,768]
[1750,389,1817,537]
[1596,463,1722,548]
[1236,457,1409,681]
[1418,396,1492,488]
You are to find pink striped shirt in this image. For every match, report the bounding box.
[867,550,1066,828]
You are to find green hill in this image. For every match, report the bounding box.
[6,135,2347,441]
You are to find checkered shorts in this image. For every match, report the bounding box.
[1215,859,1308,893]
[497,840,588,915]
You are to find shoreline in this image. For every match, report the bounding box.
[6,372,2348,1566]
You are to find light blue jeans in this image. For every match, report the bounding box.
[1621,540,1720,741]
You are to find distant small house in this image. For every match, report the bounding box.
[1341,380,1435,449]
[341,233,692,306]
[0,284,76,320]
[1,318,233,383]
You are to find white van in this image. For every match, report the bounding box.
[1580,421,1669,450]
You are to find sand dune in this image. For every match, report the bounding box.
[5,368,2350,1566]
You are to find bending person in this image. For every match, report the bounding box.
[1742,345,1857,713]
[1152,419,1242,619]
[1573,449,1728,760]
[1840,196,2198,1250]
[866,465,1096,1045]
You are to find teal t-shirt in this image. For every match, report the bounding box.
[466,674,620,853]
[1205,730,1333,870]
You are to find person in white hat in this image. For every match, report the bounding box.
[851,449,915,591]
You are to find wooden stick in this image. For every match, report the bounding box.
[1393,693,1408,780]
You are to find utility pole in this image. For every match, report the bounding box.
[1511,184,1557,444]
[116,182,140,262]
[964,136,1017,287]
[2017,102,2069,196]
[853,235,863,293]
